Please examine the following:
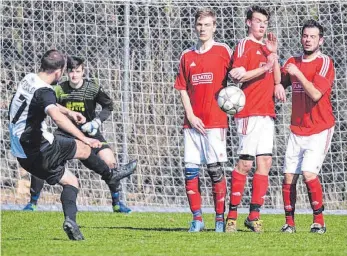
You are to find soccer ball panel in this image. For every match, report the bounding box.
[217,86,246,115]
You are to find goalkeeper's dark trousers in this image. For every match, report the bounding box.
[29,175,45,204]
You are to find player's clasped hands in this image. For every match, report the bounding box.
[285,63,301,76]
[264,53,278,71]
[229,67,246,81]
[68,110,86,125]
[188,115,206,135]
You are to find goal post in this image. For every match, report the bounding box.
[1,0,346,212]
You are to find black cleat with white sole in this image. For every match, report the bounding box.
[106,160,137,186]
[310,223,326,234]
[63,217,85,241]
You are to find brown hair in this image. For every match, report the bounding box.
[195,8,217,25]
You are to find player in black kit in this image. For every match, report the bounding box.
[23,56,133,213]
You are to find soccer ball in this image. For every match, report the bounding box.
[217,86,246,115]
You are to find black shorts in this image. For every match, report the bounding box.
[17,135,77,185]
[54,129,110,155]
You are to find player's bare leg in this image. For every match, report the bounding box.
[303,171,326,234]
[226,156,252,233]
[281,173,299,233]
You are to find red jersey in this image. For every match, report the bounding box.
[282,52,335,136]
[174,42,232,128]
[232,37,275,118]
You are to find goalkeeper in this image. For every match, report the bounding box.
[24,56,132,213]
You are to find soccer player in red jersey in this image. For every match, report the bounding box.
[174,8,239,232]
[275,20,335,234]
[225,6,281,233]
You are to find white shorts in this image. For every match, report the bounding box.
[235,116,274,157]
[283,127,334,175]
[184,128,227,165]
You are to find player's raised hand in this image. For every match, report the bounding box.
[285,63,301,77]
[265,32,278,53]
[68,111,86,125]
[82,137,102,148]
[188,115,206,135]
[275,84,286,102]
[230,67,246,81]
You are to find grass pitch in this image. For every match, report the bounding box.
[2,211,347,256]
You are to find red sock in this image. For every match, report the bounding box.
[282,183,297,226]
[227,170,247,220]
[305,177,324,226]
[212,178,227,215]
[248,173,268,220]
[186,177,202,221]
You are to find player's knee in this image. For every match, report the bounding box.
[60,170,79,188]
[184,163,200,180]
[302,171,317,182]
[75,140,91,160]
[257,154,272,169]
[237,155,254,173]
[98,149,116,168]
[207,162,224,183]
[283,173,297,184]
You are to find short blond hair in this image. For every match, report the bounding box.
[195,8,217,25]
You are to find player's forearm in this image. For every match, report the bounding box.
[273,61,281,85]
[57,104,71,116]
[295,72,322,102]
[98,108,112,123]
[179,90,195,119]
[49,108,86,141]
[237,66,269,83]
[97,90,114,122]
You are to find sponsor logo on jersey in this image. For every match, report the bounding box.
[192,72,213,85]
[66,101,85,112]
[190,61,196,67]
[292,82,304,92]
[256,50,262,55]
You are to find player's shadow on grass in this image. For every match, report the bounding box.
[82,226,231,232]
[83,226,253,232]
[83,226,188,232]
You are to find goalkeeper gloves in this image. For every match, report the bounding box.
[81,118,101,136]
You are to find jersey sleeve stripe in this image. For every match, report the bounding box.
[179,48,192,62]
[214,42,233,57]
[319,55,330,77]
[237,39,247,58]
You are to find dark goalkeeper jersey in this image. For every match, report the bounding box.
[54,80,113,123]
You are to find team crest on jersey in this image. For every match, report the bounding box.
[292,82,304,92]
[192,72,213,85]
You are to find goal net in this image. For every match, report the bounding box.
[1,0,346,212]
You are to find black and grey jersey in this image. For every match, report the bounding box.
[9,73,57,158]
[54,80,113,123]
